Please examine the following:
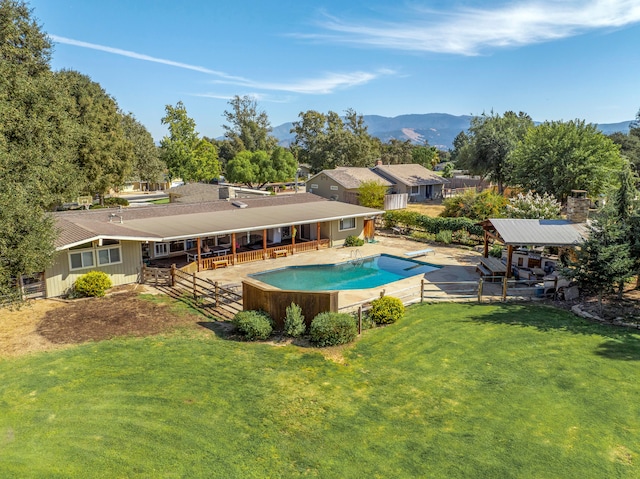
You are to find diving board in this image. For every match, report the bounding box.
[404,248,435,258]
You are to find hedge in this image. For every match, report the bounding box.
[383,210,484,237]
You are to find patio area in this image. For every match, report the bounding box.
[195,235,483,309]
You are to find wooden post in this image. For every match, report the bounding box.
[483,230,489,258]
[506,245,513,278]
[196,237,201,272]
[291,224,296,254]
[141,264,146,284]
[316,223,321,250]
[262,228,267,260]
[380,289,385,298]
[192,272,197,299]
[170,264,176,287]
[232,232,237,265]
[502,276,508,301]
[358,306,362,335]
[477,278,483,303]
[421,279,425,303]
[214,281,219,307]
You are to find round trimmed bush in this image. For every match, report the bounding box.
[233,310,273,340]
[309,312,357,347]
[368,296,405,325]
[74,271,112,297]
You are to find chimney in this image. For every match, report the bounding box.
[566,190,589,223]
[375,159,383,167]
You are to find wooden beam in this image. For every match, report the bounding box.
[291,224,296,253]
[316,223,321,250]
[506,244,514,279]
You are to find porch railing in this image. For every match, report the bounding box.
[197,238,330,270]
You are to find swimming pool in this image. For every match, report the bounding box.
[249,254,441,291]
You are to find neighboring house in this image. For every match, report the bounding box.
[372,163,448,201]
[43,193,382,298]
[168,183,270,204]
[306,167,394,204]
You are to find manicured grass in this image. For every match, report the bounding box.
[1,303,639,477]
[148,197,169,204]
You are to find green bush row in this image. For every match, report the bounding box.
[383,210,484,237]
[344,235,365,247]
[235,296,406,345]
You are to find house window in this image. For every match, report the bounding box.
[170,240,185,253]
[339,217,356,231]
[310,184,318,189]
[69,249,95,271]
[97,246,122,266]
[154,243,169,257]
[330,185,338,191]
[186,238,198,250]
[410,185,420,196]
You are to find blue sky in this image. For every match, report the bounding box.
[29,0,640,142]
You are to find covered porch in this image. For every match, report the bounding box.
[147,222,331,271]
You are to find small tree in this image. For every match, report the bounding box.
[563,213,633,313]
[358,180,387,209]
[441,189,507,220]
[284,303,305,338]
[505,191,561,219]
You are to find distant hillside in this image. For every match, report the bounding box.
[272,114,633,150]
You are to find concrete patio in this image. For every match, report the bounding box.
[196,235,484,310]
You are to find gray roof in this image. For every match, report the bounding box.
[489,219,587,246]
[373,164,448,186]
[52,193,382,250]
[314,168,394,190]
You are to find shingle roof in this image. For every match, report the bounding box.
[373,164,448,186]
[318,168,394,190]
[52,193,383,249]
[489,218,587,246]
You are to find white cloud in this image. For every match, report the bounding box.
[303,0,640,55]
[50,35,391,94]
[210,70,393,95]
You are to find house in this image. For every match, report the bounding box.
[306,167,394,205]
[372,163,448,201]
[42,193,383,298]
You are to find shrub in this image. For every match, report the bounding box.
[233,310,273,340]
[309,312,357,347]
[409,231,436,243]
[489,245,503,259]
[451,229,478,246]
[284,302,305,338]
[368,296,405,325]
[74,271,112,297]
[344,235,365,247]
[104,197,129,207]
[435,229,452,244]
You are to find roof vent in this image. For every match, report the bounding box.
[232,200,248,209]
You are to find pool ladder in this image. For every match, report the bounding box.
[350,249,363,266]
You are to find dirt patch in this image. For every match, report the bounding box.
[406,202,445,217]
[0,291,205,357]
[36,292,201,344]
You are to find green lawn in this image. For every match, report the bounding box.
[148,197,169,204]
[1,302,639,478]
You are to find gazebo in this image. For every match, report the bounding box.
[481,218,587,278]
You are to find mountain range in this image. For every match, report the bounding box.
[271,113,633,150]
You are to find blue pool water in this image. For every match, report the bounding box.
[249,254,441,291]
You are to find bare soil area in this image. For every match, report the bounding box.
[406,202,445,217]
[0,290,203,358]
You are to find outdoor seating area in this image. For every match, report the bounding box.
[476,256,507,281]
